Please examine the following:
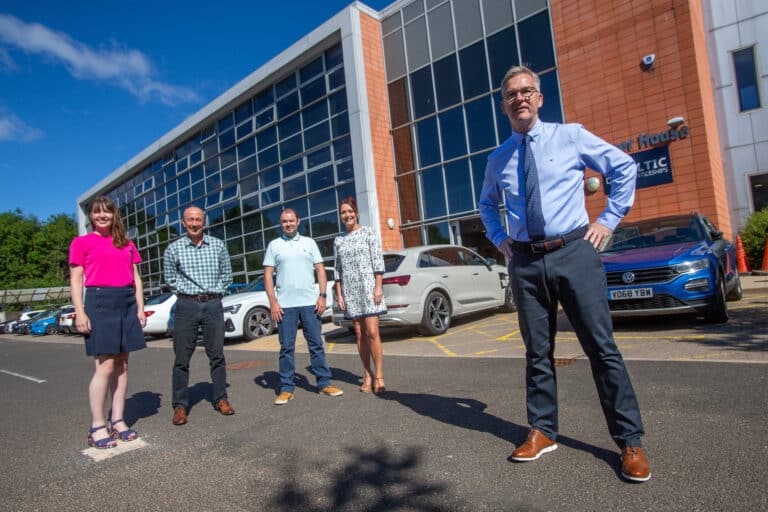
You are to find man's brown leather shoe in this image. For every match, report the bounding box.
[510,428,558,461]
[214,399,235,415]
[172,406,187,426]
[621,447,651,482]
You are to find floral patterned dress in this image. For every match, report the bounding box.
[334,226,387,320]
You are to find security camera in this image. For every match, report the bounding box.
[641,54,655,70]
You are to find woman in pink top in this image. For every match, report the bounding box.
[69,196,147,449]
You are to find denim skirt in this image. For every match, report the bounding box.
[83,286,146,356]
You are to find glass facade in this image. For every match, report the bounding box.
[98,43,354,292]
[733,46,761,112]
[382,0,562,246]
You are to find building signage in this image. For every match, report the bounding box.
[615,126,689,153]
[604,146,673,193]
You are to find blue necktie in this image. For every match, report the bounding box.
[522,136,546,240]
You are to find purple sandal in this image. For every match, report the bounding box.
[109,419,138,441]
[88,425,118,449]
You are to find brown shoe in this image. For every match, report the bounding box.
[510,428,558,461]
[172,406,187,426]
[621,447,651,482]
[214,399,235,415]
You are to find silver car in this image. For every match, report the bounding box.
[333,245,513,336]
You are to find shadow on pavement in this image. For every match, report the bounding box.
[124,390,162,426]
[269,445,453,511]
[253,370,318,395]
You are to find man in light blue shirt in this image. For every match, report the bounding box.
[479,66,650,482]
[264,208,343,405]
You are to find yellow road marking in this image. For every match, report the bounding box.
[326,342,335,352]
[425,337,457,356]
[473,349,499,355]
[496,330,521,341]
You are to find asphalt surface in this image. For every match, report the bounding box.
[0,276,766,511]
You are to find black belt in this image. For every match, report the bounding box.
[510,225,589,254]
[177,293,222,302]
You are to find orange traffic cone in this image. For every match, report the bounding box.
[761,239,768,272]
[736,236,750,274]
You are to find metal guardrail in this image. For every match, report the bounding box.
[0,287,71,305]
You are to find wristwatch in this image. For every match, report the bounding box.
[319,293,327,298]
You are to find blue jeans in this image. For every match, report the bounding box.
[172,298,228,408]
[509,238,645,449]
[277,306,332,392]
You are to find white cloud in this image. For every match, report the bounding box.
[0,47,15,70]
[0,108,43,141]
[0,14,201,106]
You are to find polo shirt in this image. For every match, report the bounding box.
[263,233,323,308]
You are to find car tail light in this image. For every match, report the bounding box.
[382,275,411,286]
[144,310,156,317]
[66,313,76,319]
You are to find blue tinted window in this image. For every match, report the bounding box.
[311,212,339,237]
[217,114,234,133]
[336,159,353,182]
[332,113,350,137]
[261,188,281,206]
[538,71,563,123]
[518,11,556,72]
[236,138,255,160]
[325,44,343,69]
[328,68,345,90]
[276,74,296,97]
[222,185,238,202]
[256,126,277,149]
[191,181,205,200]
[410,66,435,118]
[433,54,461,110]
[282,158,304,177]
[310,189,337,215]
[277,92,299,118]
[279,134,303,160]
[178,188,191,206]
[416,116,440,167]
[303,101,328,128]
[221,166,238,186]
[300,56,324,83]
[308,146,331,168]
[283,176,306,200]
[260,167,280,188]
[235,100,253,124]
[470,151,492,209]
[189,165,203,183]
[439,107,467,160]
[493,91,509,143]
[203,139,218,160]
[333,137,352,161]
[255,109,274,129]
[308,165,334,191]
[329,91,347,115]
[278,114,301,140]
[460,41,489,100]
[239,155,257,177]
[487,26,518,89]
[258,146,279,169]
[206,174,220,193]
[253,87,274,112]
[284,198,309,220]
[219,129,235,150]
[465,96,496,152]
[444,159,473,214]
[301,77,326,105]
[204,158,219,176]
[240,174,259,197]
[421,167,446,219]
[236,120,253,140]
[177,171,190,189]
[734,47,761,111]
[219,147,236,169]
[304,122,330,150]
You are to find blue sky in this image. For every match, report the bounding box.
[0,0,392,220]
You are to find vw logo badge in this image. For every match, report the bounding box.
[622,272,636,284]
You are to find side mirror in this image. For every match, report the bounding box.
[486,257,496,267]
[711,230,723,240]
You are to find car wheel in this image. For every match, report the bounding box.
[704,271,728,324]
[45,324,56,335]
[243,307,274,340]
[501,283,516,313]
[418,290,452,336]
[725,272,743,301]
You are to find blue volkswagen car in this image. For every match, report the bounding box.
[600,213,742,323]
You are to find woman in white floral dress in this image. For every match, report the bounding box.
[334,197,387,395]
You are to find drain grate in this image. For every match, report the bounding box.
[226,360,269,370]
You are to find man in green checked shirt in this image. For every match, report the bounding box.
[164,206,236,426]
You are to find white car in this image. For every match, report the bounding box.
[19,309,46,322]
[222,267,335,340]
[143,293,177,337]
[56,305,77,334]
[333,245,513,336]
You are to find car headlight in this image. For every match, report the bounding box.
[674,259,709,274]
[222,304,241,314]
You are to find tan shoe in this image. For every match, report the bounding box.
[214,399,235,415]
[172,406,187,426]
[320,385,344,397]
[274,391,294,405]
[621,447,651,482]
[510,429,558,461]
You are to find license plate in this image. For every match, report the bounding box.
[609,288,654,300]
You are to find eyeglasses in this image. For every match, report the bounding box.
[503,87,539,104]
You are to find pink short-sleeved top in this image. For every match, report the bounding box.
[69,232,142,287]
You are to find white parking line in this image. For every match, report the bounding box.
[0,369,47,383]
[81,438,148,461]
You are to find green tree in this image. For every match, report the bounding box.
[739,208,768,270]
[0,210,76,288]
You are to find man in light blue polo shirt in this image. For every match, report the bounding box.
[264,208,344,405]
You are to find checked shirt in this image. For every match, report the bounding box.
[164,234,232,295]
